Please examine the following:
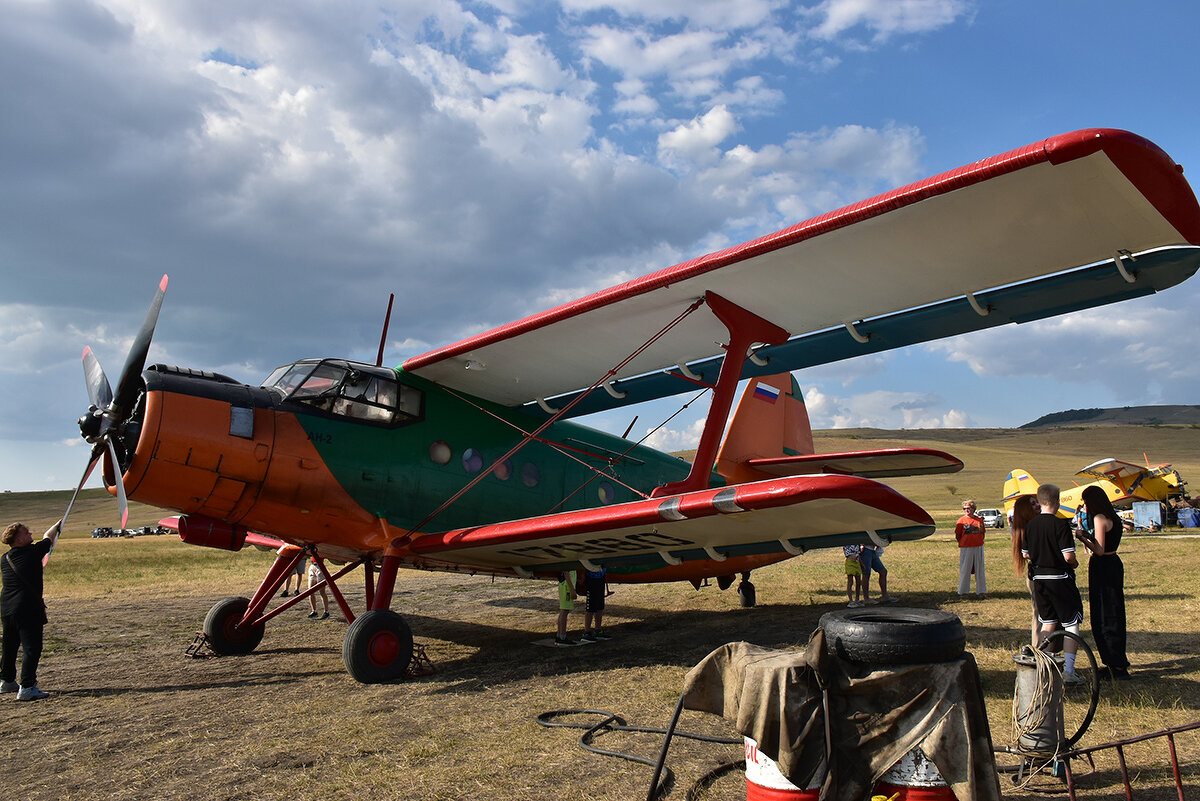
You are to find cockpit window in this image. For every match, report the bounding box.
[263,362,317,395]
[262,360,423,426]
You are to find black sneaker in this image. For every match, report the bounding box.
[554,636,576,646]
[592,629,612,640]
[1098,666,1131,680]
[579,631,597,642]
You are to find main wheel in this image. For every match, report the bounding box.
[819,607,965,664]
[203,596,265,655]
[343,610,413,684]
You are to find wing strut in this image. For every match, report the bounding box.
[391,297,707,549]
[652,292,787,498]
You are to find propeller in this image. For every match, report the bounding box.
[68,274,169,540]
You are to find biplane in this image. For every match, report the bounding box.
[1003,458,1187,519]
[65,128,1200,682]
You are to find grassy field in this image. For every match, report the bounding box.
[1,425,1198,799]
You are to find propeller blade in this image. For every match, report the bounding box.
[82,346,113,410]
[45,448,101,566]
[105,437,130,529]
[112,274,169,418]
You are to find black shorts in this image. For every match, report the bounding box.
[585,579,605,613]
[1031,577,1083,627]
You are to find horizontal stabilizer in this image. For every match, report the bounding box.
[746,448,963,479]
[409,474,933,573]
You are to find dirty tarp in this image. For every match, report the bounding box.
[681,632,1001,801]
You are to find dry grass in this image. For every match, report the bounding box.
[0,533,1197,799]
[2,425,1199,799]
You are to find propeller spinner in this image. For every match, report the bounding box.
[66,275,169,535]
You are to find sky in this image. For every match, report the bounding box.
[3,0,1200,492]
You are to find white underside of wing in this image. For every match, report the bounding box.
[410,153,1183,406]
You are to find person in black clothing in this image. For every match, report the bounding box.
[1075,486,1131,680]
[1,520,61,701]
[1020,484,1086,685]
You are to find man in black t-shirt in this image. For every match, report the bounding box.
[1020,485,1085,684]
[1,520,60,701]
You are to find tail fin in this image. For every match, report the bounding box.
[1003,468,1040,510]
[716,373,814,484]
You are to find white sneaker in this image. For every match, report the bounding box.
[847,601,864,608]
[1062,670,1086,686]
[16,685,49,701]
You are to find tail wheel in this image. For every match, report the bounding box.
[343,610,413,684]
[203,596,265,655]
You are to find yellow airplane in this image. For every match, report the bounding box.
[1003,459,1186,518]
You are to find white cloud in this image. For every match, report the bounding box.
[642,417,707,452]
[810,0,971,41]
[657,105,739,165]
[924,293,1200,404]
[562,0,783,30]
[804,384,971,429]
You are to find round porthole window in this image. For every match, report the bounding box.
[429,441,452,465]
[493,458,512,480]
[521,462,540,487]
[463,448,483,473]
[598,482,615,504]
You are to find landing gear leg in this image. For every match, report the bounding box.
[737,572,756,607]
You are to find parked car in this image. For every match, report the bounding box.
[978,508,1005,529]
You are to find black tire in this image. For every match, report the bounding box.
[343,610,413,684]
[819,607,965,664]
[203,596,265,655]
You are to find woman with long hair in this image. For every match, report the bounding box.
[1076,486,1130,679]
[1010,494,1040,646]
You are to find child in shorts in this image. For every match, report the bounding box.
[843,544,863,607]
[555,572,576,646]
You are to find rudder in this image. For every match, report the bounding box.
[716,373,814,485]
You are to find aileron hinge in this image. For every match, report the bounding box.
[965,291,990,317]
[1115,249,1137,284]
[843,319,870,344]
[601,380,627,399]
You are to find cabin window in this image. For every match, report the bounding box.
[264,360,423,427]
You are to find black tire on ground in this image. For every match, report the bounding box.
[343,610,413,684]
[819,607,965,664]
[203,596,266,655]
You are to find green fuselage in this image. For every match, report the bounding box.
[292,370,702,533]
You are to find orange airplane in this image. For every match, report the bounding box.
[62,129,1200,682]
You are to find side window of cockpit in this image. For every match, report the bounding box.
[330,375,423,425]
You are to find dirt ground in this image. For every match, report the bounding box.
[3,535,1199,800]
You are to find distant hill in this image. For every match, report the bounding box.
[1020,405,1200,428]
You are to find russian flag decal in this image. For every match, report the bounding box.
[753,383,781,404]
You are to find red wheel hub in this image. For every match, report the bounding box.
[367,630,400,667]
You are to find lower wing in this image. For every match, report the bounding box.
[408,474,933,575]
